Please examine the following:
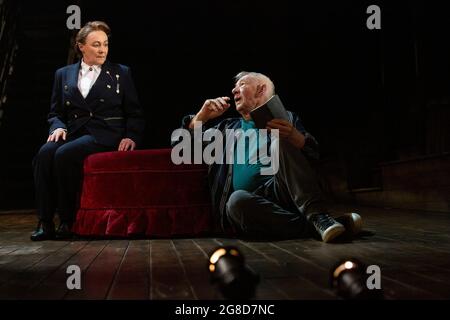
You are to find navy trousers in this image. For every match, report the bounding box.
[33,132,114,224]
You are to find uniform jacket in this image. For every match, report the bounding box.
[48,60,145,147]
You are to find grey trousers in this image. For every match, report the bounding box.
[225,138,327,239]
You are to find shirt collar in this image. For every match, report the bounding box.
[241,118,256,128]
[80,60,102,74]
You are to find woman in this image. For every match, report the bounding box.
[31,21,145,241]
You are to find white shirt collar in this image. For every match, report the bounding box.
[80,60,102,74]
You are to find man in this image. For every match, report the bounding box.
[176,71,361,242]
[31,21,145,241]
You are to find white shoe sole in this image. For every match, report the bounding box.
[322,223,346,243]
[337,212,363,235]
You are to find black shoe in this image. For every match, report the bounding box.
[308,213,345,243]
[55,222,73,240]
[30,221,55,241]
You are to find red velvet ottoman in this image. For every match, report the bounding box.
[72,149,213,237]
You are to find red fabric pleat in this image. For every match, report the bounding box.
[72,149,214,237]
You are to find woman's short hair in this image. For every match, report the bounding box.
[75,21,111,56]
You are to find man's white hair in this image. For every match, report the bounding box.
[234,71,275,101]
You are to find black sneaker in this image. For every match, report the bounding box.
[308,213,345,243]
[335,212,363,236]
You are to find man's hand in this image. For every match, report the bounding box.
[47,128,66,142]
[189,97,230,129]
[118,138,136,151]
[266,119,305,149]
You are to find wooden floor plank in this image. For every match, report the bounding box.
[271,240,444,299]
[0,241,89,299]
[240,241,335,299]
[150,240,196,299]
[0,206,449,300]
[107,240,150,300]
[0,241,70,286]
[64,240,129,300]
[23,240,110,299]
[171,239,219,300]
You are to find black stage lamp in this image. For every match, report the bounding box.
[330,259,383,300]
[208,246,259,300]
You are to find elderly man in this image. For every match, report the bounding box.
[177,71,361,242]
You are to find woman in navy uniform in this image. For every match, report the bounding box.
[31,21,145,241]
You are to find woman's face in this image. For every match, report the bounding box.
[78,30,108,65]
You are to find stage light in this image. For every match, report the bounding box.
[208,246,259,300]
[330,259,383,300]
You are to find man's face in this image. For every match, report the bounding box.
[78,30,109,66]
[231,75,260,116]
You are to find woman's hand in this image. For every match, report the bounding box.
[47,128,67,142]
[118,138,136,151]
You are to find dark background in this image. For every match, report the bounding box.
[0,0,449,210]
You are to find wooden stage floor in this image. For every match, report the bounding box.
[0,205,449,300]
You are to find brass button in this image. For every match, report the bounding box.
[65,101,71,106]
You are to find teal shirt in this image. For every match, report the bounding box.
[232,119,272,192]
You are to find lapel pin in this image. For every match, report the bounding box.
[106,70,114,82]
[116,74,120,94]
